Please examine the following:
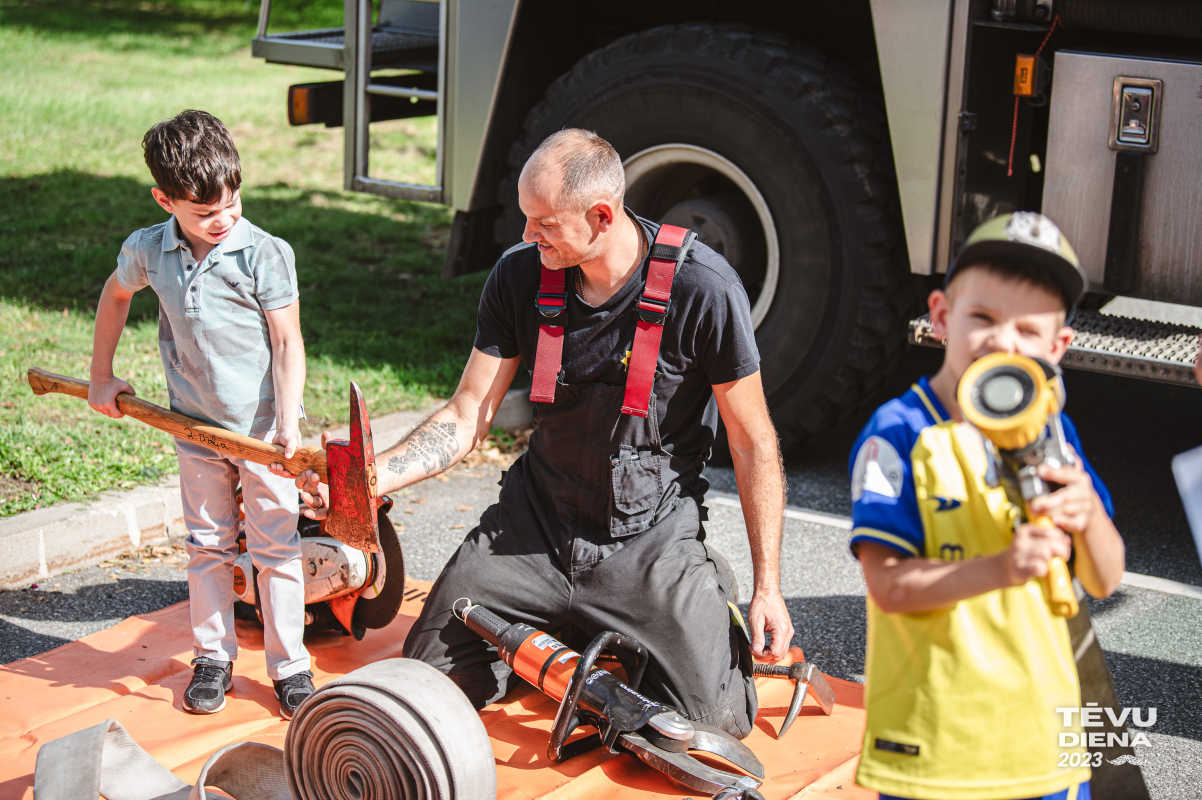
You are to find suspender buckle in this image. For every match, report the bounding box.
[637,297,670,325]
[648,242,684,262]
[536,293,567,326]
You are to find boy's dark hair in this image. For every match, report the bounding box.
[142,110,241,204]
[949,259,1070,311]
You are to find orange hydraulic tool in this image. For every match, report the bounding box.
[456,601,766,799]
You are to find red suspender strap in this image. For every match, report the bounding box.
[621,224,696,417]
[529,265,568,403]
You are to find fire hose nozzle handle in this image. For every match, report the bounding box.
[1031,515,1079,618]
[1045,555,1078,617]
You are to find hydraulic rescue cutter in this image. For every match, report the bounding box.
[26,368,407,637]
[458,600,776,799]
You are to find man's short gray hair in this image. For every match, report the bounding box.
[526,129,625,211]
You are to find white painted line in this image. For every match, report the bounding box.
[708,491,1202,599]
[707,491,853,530]
[1120,571,1202,600]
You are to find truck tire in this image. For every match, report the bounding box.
[497,24,916,452]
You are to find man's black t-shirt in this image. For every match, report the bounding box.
[473,214,760,461]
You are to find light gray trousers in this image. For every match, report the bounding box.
[176,433,310,681]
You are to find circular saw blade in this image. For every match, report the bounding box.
[352,507,406,629]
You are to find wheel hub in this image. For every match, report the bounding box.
[623,144,779,329]
[660,195,746,274]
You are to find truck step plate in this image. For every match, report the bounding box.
[253,26,438,71]
[910,309,1201,387]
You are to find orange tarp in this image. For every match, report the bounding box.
[0,582,872,799]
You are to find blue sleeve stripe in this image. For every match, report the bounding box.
[851,528,921,558]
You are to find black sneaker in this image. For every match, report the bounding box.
[183,657,233,714]
[273,670,315,719]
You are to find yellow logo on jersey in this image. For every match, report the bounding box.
[621,350,632,371]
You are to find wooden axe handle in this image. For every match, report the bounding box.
[27,367,329,483]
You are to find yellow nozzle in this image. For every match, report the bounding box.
[958,352,1059,450]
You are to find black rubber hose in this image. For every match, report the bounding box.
[1059,0,1202,40]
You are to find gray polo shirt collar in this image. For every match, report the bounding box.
[161,215,254,256]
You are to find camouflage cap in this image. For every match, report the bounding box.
[946,212,1086,307]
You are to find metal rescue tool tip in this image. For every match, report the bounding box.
[751,652,837,739]
[456,600,766,798]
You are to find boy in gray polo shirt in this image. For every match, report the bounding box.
[88,110,314,719]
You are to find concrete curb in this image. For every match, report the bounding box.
[0,388,534,590]
[0,478,187,589]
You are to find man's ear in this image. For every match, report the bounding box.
[928,288,951,342]
[150,187,176,215]
[590,200,617,232]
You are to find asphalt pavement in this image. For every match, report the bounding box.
[2,343,1200,798]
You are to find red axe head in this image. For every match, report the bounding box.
[324,382,381,553]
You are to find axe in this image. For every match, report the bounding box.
[26,367,381,554]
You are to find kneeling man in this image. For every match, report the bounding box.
[279,129,792,738]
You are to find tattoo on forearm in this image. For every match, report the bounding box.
[387,421,458,476]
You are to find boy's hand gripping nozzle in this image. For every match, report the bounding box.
[958,352,1079,617]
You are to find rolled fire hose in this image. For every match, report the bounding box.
[33,658,497,800]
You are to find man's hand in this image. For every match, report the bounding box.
[272,425,302,460]
[1028,454,1099,535]
[748,587,794,661]
[269,430,330,519]
[88,375,135,419]
[1000,522,1072,585]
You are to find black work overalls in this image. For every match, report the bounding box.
[403,260,759,739]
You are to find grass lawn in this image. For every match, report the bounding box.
[0,0,492,515]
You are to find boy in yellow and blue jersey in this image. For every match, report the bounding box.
[849,213,1127,800]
